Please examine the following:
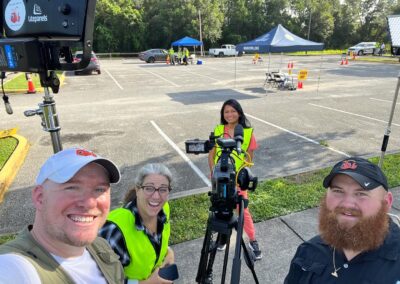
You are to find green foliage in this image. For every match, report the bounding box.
[0,137,18,170]
[93,0,400,52]
[0,234,16,245]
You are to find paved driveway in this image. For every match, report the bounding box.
[1,55,399,234]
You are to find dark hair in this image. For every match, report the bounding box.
[220,99,251,128]
[123,163,173,204]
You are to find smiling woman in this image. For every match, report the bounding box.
[99,163,178,283]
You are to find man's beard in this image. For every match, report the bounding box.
[319,194,389,252]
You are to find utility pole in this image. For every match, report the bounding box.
[199,10,204,56]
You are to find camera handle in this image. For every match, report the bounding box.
[24,71,62,153]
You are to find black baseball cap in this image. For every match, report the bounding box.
[323,157,388,191]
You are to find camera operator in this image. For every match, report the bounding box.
[207,99,262,260]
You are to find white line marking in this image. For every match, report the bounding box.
[150,120,211,187]
[184,69,220,82]
[142,69,180,87]
[245,113,350,157]
[104,68,123,90]
[370,98,400,104]
[309,103,400,127]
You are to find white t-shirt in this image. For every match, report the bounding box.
[0,249,108,284]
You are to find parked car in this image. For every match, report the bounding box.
[139,49,179,63]
[347,42,377,56]
[73,51,101,75]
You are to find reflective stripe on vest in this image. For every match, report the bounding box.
[107,203,170,280]
[213,124,253,171]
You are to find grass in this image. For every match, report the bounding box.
[3,71,64,91]
[1,153,400,245]
[0,137,18,170]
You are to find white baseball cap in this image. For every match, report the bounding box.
[36,147,121,185]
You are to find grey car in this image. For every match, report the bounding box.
[139,49,177,63]
[73,51,101,75]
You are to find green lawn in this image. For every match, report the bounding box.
[3,71,64,91]
[0,137,18,170]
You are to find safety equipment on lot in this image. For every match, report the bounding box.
[297,81,303,89]
[26,73,36,94]
[166,55,170,65]
[340,59,344,65]
[345,58,349,65]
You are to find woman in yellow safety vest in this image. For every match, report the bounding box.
[208,99,262,260]
[99,163,175,283]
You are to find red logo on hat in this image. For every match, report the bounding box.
[340,160,357,170]
[76,149,97,157]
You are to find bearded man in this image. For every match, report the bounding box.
[284,157,400,284]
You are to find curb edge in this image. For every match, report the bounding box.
[0,134,30,203]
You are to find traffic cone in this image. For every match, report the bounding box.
[26,73,36,94]
[345,58,349,65]
[297,81,303,89]
[340,59,344,65]
[291,62,294,69]
[166,55,170,65]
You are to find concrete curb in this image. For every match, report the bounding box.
[0,134,29,203]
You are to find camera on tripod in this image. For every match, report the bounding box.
[185,125,258,219]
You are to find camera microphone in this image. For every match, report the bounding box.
[234,124,244,154]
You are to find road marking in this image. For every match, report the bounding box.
[309,103,400,127]
[245,113,350,157]
[370,98,400,104]
[184,69,220,82]
[142,69,180,87]
[104,68,124,90]
[150,120,211,187]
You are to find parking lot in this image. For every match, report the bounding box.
[1,54,400,234]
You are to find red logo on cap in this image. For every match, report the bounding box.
[76,149,97,157]
[340,160,357,170]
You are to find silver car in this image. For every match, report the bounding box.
[73,51,101,75]
[347,42,377,56]
[139,49,177,63]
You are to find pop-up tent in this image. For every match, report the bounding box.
[172,36,202,47]
[236,24,324,53]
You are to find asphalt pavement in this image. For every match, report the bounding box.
[172,187,400,283]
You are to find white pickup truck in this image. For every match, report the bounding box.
[209,44,242,57]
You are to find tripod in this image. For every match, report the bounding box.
[196,195,259,284]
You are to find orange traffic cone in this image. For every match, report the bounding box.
[26,73,36,94]
[166,55,170,65]
[345,58,349,65]
[297,81,303,89]
[340,59,344,65]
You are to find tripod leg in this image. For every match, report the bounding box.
[196,215,214,283]
[221,233,231,284]
[241,237,259,284]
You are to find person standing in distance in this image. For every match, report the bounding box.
[285,157,400,283]
[0,147,124,283]
[208,99,262,260]
[100,163,175,284]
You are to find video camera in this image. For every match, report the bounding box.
[185,124,258,219]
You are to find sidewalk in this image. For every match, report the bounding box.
[171,187,400,283]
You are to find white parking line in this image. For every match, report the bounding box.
[184,69,220,82]
[104,68,124,90]
[370,98,400,104]
[245,113,350,157]
[309,103,400,127]
[150,120,211,187]
[142,69,180,87]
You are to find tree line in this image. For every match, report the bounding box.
[93,0,400,53]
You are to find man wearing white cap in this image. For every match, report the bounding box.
[0,147,124,283]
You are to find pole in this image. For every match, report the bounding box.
[378,72,400,168]
[199,10,203,56]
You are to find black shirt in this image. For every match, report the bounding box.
[284,220,400,284]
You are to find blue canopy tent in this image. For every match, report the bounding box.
[236,24,324,53]
[172,36,202,47]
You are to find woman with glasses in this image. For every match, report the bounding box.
[99,163,175,284]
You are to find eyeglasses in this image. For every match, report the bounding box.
[140,185,170,196]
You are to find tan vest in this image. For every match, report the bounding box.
[0,226,124,284]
